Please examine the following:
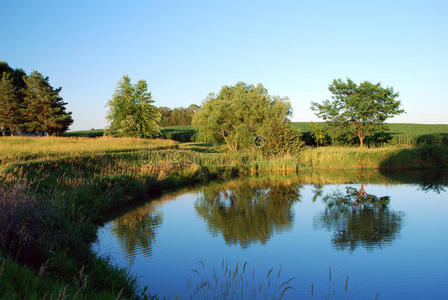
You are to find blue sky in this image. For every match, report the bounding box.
[1,0,447,130]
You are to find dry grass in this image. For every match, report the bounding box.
[0,136,178,164]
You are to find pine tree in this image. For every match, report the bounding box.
[22,71,73,135]
[0,73,23,135]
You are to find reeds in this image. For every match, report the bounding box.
[187,261,381,300]
[187,260,296,300]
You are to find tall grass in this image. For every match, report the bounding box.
[187,260,296,300]
[186,261,376,300]
[0,136,178,164]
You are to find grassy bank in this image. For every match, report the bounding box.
[1,137,448,298]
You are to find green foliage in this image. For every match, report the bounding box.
[292,122,448,147]
[310,122,325,147]
[0,62,57,135]
[158,104,200,126]
[106,75,161,138]
[64,129,105,137]
[258,121,304,155]
[0,61,27,89]
[311,78,404,147]
[0,73,23,135]
[193,82,301,153]
[161,126,195,142]
[22,71,73,135]
[1,62,75,136]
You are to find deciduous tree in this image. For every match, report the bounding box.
[106,75,160,138]
[192,82,301,153]
[311,78,404,147]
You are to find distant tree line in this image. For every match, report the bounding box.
[0,62,73,136]
[158,104,200,126]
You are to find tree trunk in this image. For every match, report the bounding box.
[357,131,365,148]
[220,127,233,150]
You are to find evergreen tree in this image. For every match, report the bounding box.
[0,73,23,135]
[0,61,27,89]
[22,71,73,135]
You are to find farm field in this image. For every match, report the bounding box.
[290,122,448,135]
[67,123,448,137]
[65,126,195,139]
[65,123,448,146]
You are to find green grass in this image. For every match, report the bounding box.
[64,129,105,137]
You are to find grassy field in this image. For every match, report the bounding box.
[1,136,448,298]
[0,137,178,164]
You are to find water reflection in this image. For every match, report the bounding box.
[380,169,448,194]
[111,202,163,261]
[195,179,302,247]
[417,170,448,194]
[315,184,404,251]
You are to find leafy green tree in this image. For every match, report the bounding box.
[22,71,73,135]
[193,82,300,152]
[258,119,304,155]
[106,75,161,138]
[311,78,404,147]
[158,104,200,126]
[0,73,23,135]
[158,106,172,126]
[310,122,325,147]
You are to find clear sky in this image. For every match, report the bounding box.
[1,0,447,130]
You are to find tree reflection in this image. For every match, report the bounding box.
[315,184,404,251]
[417,170,448,194]
[111,203,163,261]
[195,179,302,248]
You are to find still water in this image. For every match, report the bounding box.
[93,171,448,299]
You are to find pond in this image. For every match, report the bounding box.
[93,170,448,299]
